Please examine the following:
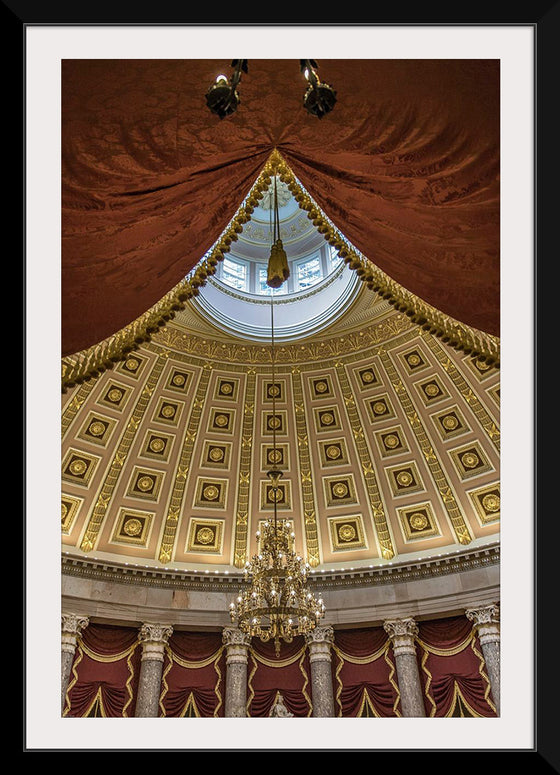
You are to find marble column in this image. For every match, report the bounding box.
[383,617,426,717]
[466,603,501,715]
[305,626,335,717]
[61,613,89,713]
[223,627,252,717]
[134,623,173,718]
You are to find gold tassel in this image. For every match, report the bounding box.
[267,239,290,288]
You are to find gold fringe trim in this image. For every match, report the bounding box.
[83,686,106,717]
[166,645,224,671]
[160,644,225,718]
[214,651,224,718]
[447,682,483,718]
[416,634,472,658]
[274,150,500,367]
[332,642,388,665]
[79,640,138,663]
[62,149,499,390]
[419,633,497,717]
[180,693,201,717]
[61,152,282,390]
[470,634,498,714]
[123,647,137,717]
[63,639,138,717]
[249,642,308,669]
[245,647,311,716]
[332,641,401,718]
[384,643,402,717]
[334,646,344,717]
[63,641,84,716]
[299,651,313,717]
[358,689,381,717]
[420,643,438,718]
[159,647,173,717]
[246,652,257,715]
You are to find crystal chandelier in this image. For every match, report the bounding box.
[229,177,326,655]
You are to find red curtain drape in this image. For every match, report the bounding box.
[247,637,312,717]
[62,59,499,356]
[159,631,225,717]
[416,616,497,717]
[64,623,141,717]
[333,627,400,717]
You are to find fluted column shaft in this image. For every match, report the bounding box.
[61,613,89,713]
[466,604,500,715]
[134,623,173,717]
[305,626,335,717]
[384,618,426,717]
[223,628,252,717]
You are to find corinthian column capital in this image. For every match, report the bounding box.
[383,617,419,656]
[61,613,89,653]
[305,626,334,663]
[465,603,500,627]
[465,604,500,645]
[305,625,334,646]
[138,623,173,662]
[222,627,252,648]
[222,627,252,665]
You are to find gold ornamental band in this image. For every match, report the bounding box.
[62,150,500,390]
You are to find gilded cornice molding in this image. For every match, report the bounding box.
[61,150,500,391]
[61,543,499,592]
[155,313,412,365]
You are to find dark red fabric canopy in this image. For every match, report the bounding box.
[62,59,499,357]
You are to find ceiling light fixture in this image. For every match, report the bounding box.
[266,176,290,289]
[205,59,248,119]
[300,59,337,119]
[229,177,326,655]
[206,60,336,120]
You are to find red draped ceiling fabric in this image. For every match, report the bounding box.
[333,627,400,717]
[159,631,225,717]
[416,616,497,717]
[247,637,312,717]
[62,59,499,357]
[63,623,141,717]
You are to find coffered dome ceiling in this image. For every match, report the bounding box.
[60,57,500,589]
[61,192,500,577]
